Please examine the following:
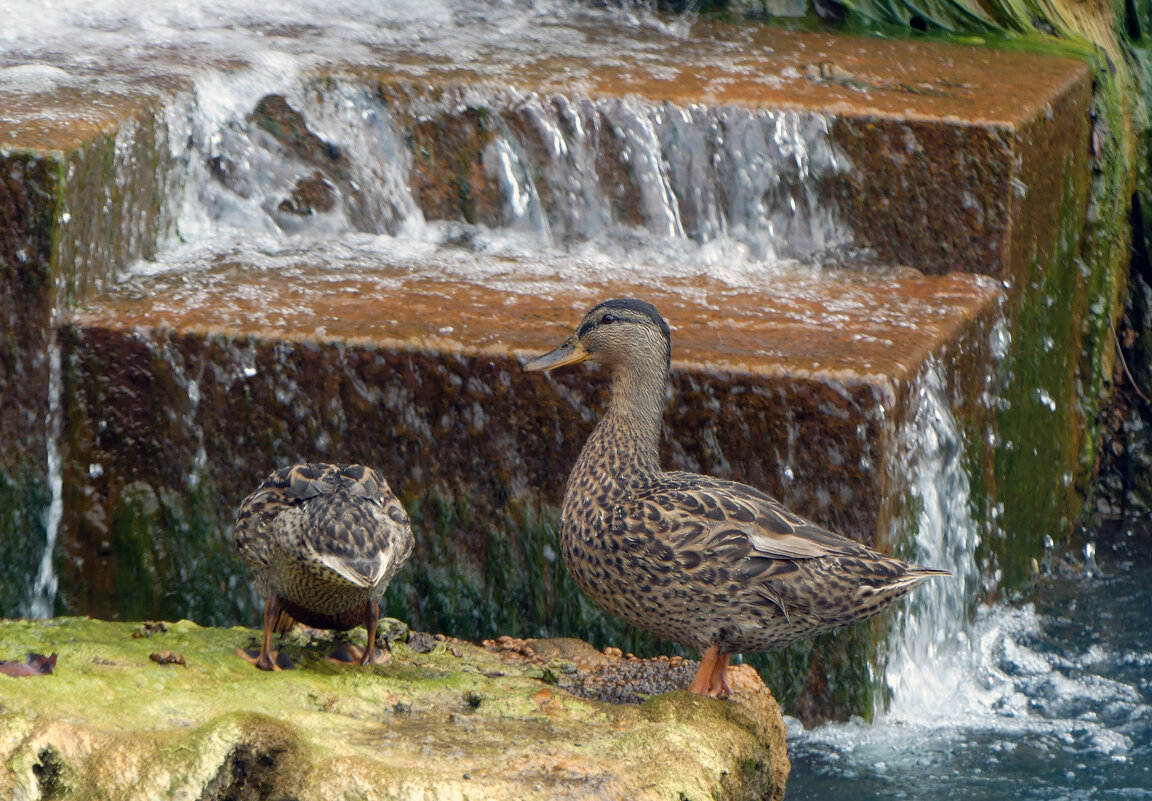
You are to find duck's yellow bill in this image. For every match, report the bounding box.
[523,338,589,372]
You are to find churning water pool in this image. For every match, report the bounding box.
[786,521,1152,801]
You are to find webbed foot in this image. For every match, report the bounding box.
[237,646,295,671]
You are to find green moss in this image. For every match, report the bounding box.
[986,164,1091,584]
[0,617,786,801]
[55,477,252,626]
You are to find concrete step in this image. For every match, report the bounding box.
[346,22,1089,282]
[0,25,1089,304]
[70,257,998,380]
[58,256,1001,722]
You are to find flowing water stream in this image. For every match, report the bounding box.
[3,1,1149,797]
[787,523,1152,800]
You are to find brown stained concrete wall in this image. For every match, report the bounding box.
[833,66,1092,282]
[59,327,896,615]
[53,108,176,307]
[1008,70,1093,289]
[56,282,997,721]
[0,151,58,615]
[832,118,1016,277]
[0,89,178,617]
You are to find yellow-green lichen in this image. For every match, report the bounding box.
[0,617,787,801]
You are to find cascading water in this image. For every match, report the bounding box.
[138,69,854,290]
[882,353,988,717]
[27,337,62,619]
[786,317,1152,799]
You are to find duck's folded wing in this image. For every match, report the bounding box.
[636,473,862,564]
[297,491,411,588]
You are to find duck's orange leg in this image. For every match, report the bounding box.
[329,600,388,666]
[688,643,722,695]
[237,594,293,671]
[360,599,383,665]
[707,651,732,697]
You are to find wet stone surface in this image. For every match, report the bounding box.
[483,635,702,704]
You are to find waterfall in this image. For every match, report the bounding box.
[28,336,63,619]
[882,354,985,717]
[879,312,1010,718]
[130,69,852,288]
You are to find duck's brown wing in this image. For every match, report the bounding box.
[633,471,865,563]
[620,473,945,625]
[633,470,947,591]
[234,462,337,572]
[294,465,413,588]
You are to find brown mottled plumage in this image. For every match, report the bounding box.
[524,298,948,696]
[234,462,413,670]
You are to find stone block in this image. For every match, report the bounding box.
[59,263,1001,720]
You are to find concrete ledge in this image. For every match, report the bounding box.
[56,264,1000,720]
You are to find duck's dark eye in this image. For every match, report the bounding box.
[601,313,616,325]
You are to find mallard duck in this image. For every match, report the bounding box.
[524,298,948,696]
[234,462,413,670]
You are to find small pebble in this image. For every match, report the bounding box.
[149,650,186,667]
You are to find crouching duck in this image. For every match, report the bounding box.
[234,462,413,670]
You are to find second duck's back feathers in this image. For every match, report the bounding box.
[235,462,413,632]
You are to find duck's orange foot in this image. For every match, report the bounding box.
[327,643,390,666]
[686,644,731,697]
[236,646,295,671]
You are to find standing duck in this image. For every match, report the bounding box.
[234,462,413,670]
[524,298,948,696]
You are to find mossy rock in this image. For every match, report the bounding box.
[0,617,788,800]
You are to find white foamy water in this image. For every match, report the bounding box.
[787,559,1152,799]
[27,337,63,619]
[2,0,857,289]
[141,72,852,287]
[787,317,1152,799]
[883,355,984,718]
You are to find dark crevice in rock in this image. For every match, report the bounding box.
[1124,0,1143,41]
[1096,191,1152,513]
[198,743,293,801]
[32,747,67,800]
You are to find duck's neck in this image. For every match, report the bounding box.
[575,360,667,486]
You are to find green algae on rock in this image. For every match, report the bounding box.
[0,617,788,801]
